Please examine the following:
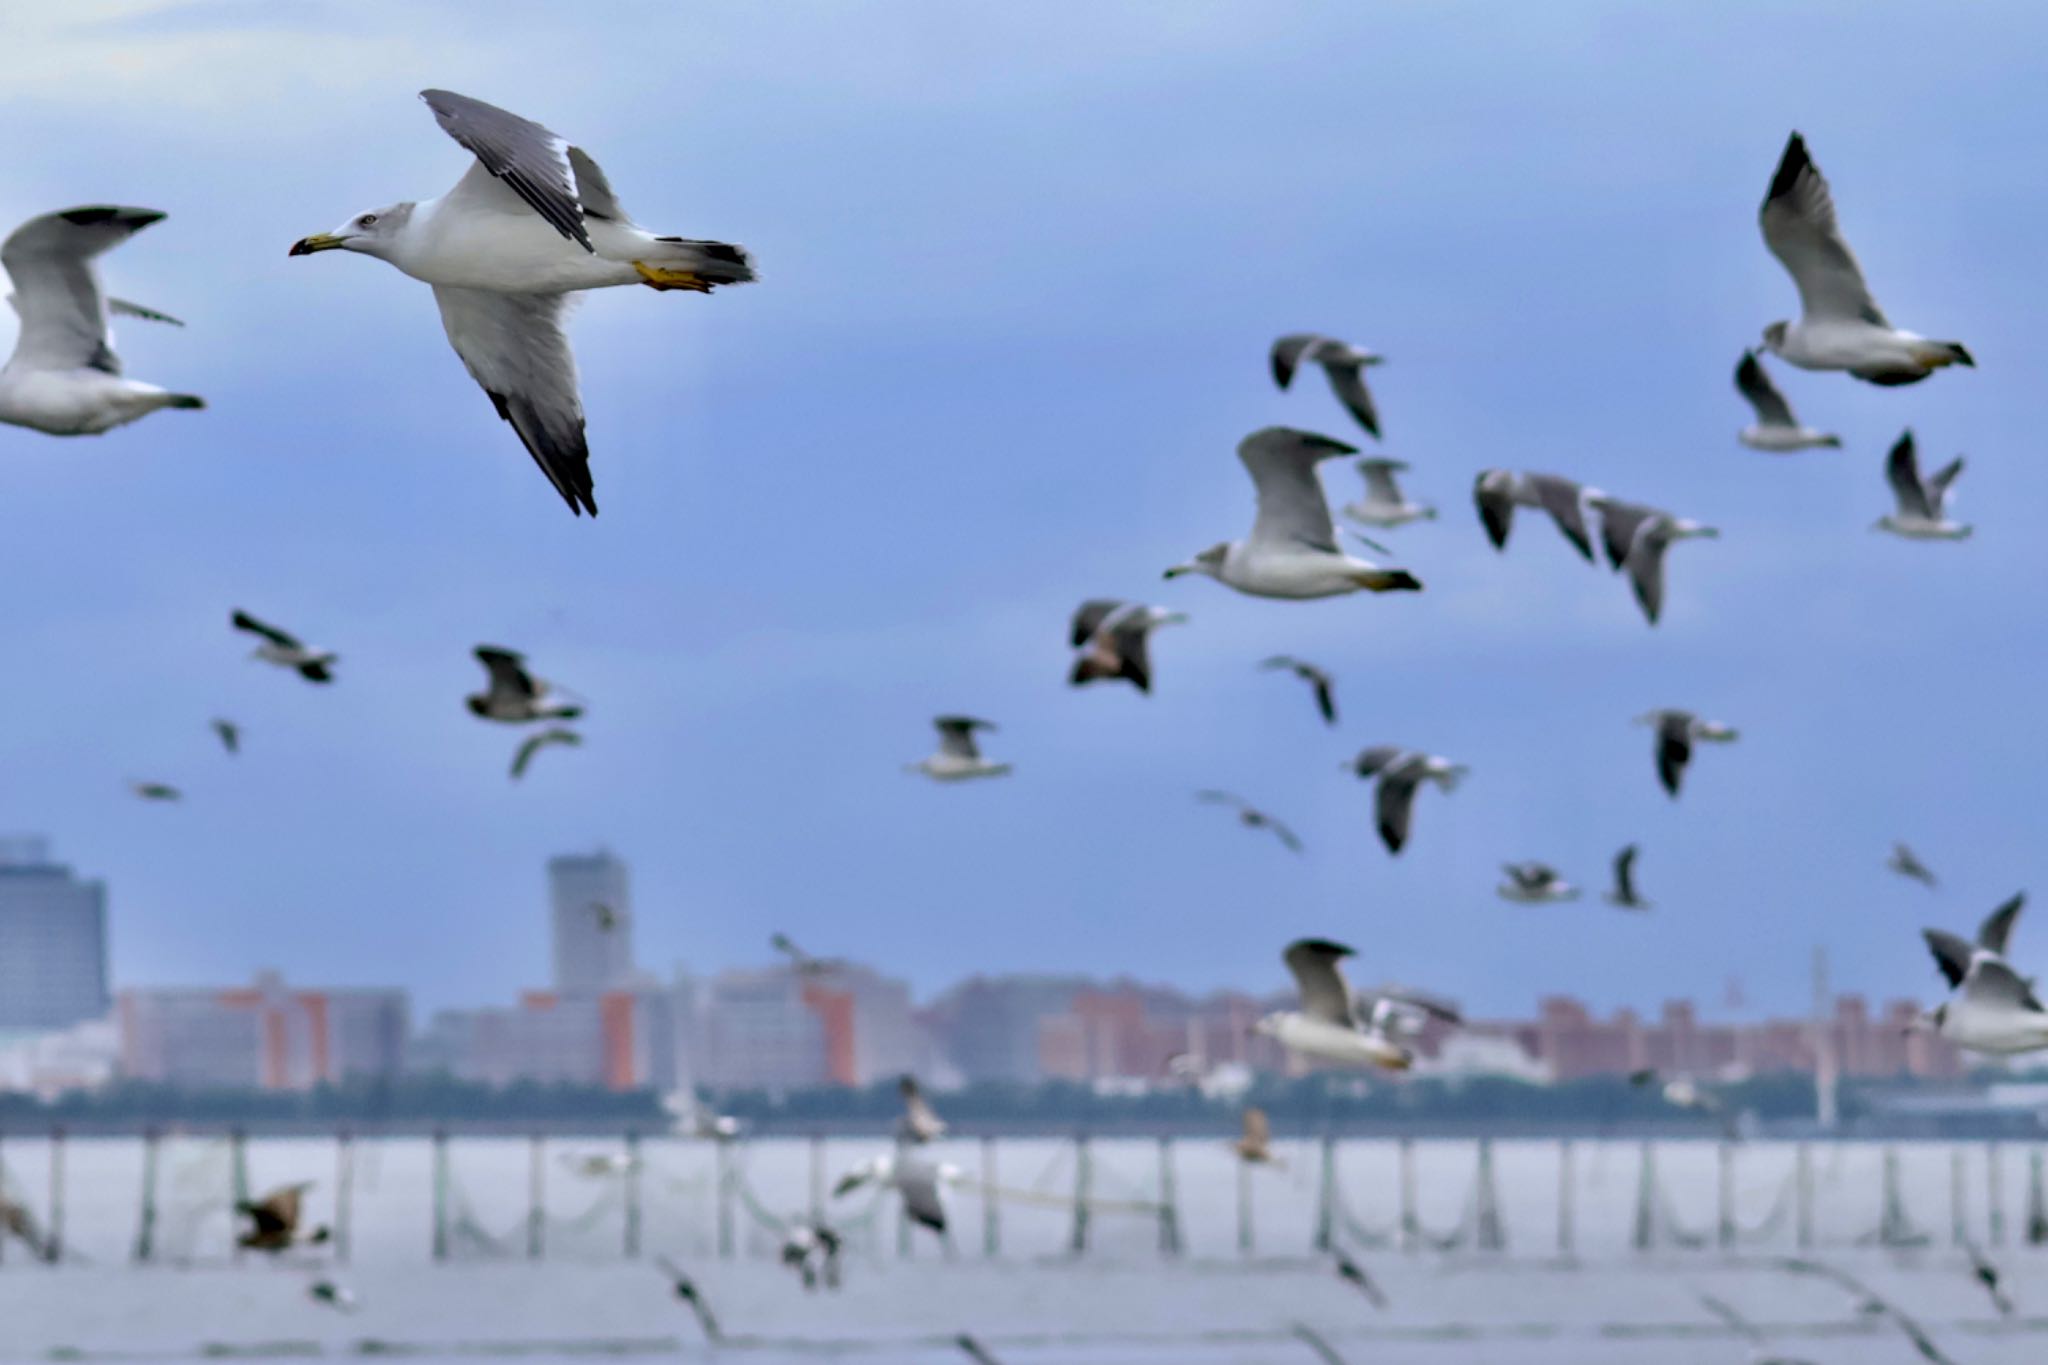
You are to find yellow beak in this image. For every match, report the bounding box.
[288,234,345,256]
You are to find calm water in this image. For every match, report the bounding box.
[1,1136,2044,1362]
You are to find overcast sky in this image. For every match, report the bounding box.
[2,1,2038,1021]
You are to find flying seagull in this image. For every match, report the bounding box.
[467,646,584,722]
[0,207,204,435]
[1333,1249,1389,1309]
[236,1183,330,1253]
[1637,709,1738,798]
[1590,497,1719,625]
[771,932,848,977]
[1270,333,1385,437]
[1920,934,2048,1056]
[654,1255,723,1342]
[833,1152,955,1235]
[896,1075,948,1144]
[906,716,1011,781]
[510,727,581,780]
[1497,862,1580,904]
[590,902,618,931]
[130,781,182,802]
[1344,746,1466,855]
[1195,789,1303,853]
[1758,132,1972,386]
[1876,430,1971,540]
[1165,428,1421,599]
[1963,1240,2014,1317]
[211,719,240,755]
[1232,1107,1275,1164]
[1472,470,1597,561]
[1259,655,1337,725]
[1734,351,1840,452]
[288,89,755,516]
[1254,939,1413,1069]
[1923,895,2028,990]
[1067,600,1186,693]
[1887,842,1938,888]
[306,1279,360,1313]
[1342,458,1434,527]
[1605,844,1651,910]
[232,611,336,683]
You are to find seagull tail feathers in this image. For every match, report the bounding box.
[166,394,206,410]
[643,237,756,288]
[1352,568,1422,593]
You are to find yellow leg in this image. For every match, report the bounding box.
[633,261,713,293]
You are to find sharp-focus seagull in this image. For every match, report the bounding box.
[1887,842,1938,888]
[287,89,756,516]
[211,719,240,756]
[1165,428,1421,599]
[1271,334,1385,437]
[1254,939,1413,1069]
[1605,844,1652,910]
[1342,458,1434,528]
[1590,497,1719,625]
[236,1183,330,1253]
[510,726,581,780]
[906,716,1011,781]
[467,645,584,722]
[0,207,204,436]
[1734,351,1840,452]
[1258,655,1337,725]
[1920,933,2048,1056]
[1067,600,1186,693]
[771,932,848,977]
[130,781,182,802]
[1195,790,1303,853]
[1344,746,1466,855]
[896,1075,947,1144]
[1497,862,1580,904]
[1472,470,1597,562]
[1758,132,1972,387]
[1876,430,1971,540]
[1232,1107,1275,1163]
[232,611,337,683]
[1637,709,1738,798]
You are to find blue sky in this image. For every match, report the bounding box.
[1,2,2038,1020]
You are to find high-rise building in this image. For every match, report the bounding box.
[0,838,109,1030]
[549,849,634,993]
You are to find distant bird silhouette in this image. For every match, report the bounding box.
[1067,599,1186,694]
[1887,842,1938,888]
[1637,709,1738,798]
[1271,333,1386,437]
[1196,790,1303,853]
[232,610,336,683]
[130,781,182,802]
[1605,845,1652,910]
[1333,1248,1388,1309]
[1232,1107,1275,1164]
[211,719,240,755]
[655,1255,722,1341]
[467,645,584,722]
[236,1183,330,1252]
[1259,655,1337,725]
[306,1278,358,1312]
[1964,1239,2014,1316]
[510,726,581,780]
[771,932,847,977]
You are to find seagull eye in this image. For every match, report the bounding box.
[357,213,378,228]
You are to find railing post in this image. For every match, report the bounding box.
[1397,1137,1418,1253]
[228,1128,248,1262]
[1156,1135,1181,1258]
[1794,1143,1813,1249]
[1630,1141,1656,1253]
[1989,1142,2007,1247]
[1716,1140,1734,1251]
[1473,1138,1503,1252]
[334,1128,354,1265]
[715,1139,735,1260]
[430,1129,449,1262]
[808,1134,826,1227]
[623,1130,642,1260]
[1312,1134,1336,1253]
[1067,1133,1092,1256]
[526,1133,545,1260]
[980,1136,999,1259]
[1236,1151,1255,1257]
[132,1126,161,1264]
[2028,1148,2048,1246]
[46,1126,65,1265]
[1951,1146,1968,1246]
[1556,1139,1576,1257]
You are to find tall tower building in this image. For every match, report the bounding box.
[549,849,634,994]
[0,838,110,1030]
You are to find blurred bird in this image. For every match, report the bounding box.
[1196,790,1303,853]
[510,726,581,780]
[1923,895,2028,991]
[954,1333,1006,1365]
[1887,842,1938,888]
[0,1196,55,1262]
[0,206,205,435]
[662,1090,743,1141]
[1497,863,1580,905]
[771,932,847,977]
[1734,350,1839,452]
[1259,655,1337,725]
[1590,497,1719,626]
[1876,430,1971,540]
[1067,600,1186,694]
[1232,1107,1275,1164]
[130,781,181,802]
[1270,333,1386,437]
[896,1075,947,1143]
[654,1255,722,1341]
[1342,458,1434,527]
[232,611,336,683]
[1605,845,1652,910]
[907,716,1011,781]
[1637,710,1739,798]
[1757,132,1972,386]
[1919,933,2048,1056]
[236,1183,330,1252]
[591,902,617,931]
[306,1278,359,1312]
[211,719,240,755]
[1256,939,1414,1069]
[467,646,584,722]
[1344,746,1466,855]
[1472,470,1597,561]
[1165,428,1421,599]
[833,1153,955,1236]
[1964,1239,2014,1316]
[1333,1248,1388,1309]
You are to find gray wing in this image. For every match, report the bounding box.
[1,206,166,374]
[1356,458,1408,504]
[1926,456,1965,515]
[1282,938,1356,1026]
[1070,599,1127,648]
[1270,334,1326,389]
[1759,133,1886,327]
[1523,475,1594,561]
[420,90,591,250]
[1734,351,1797,428]
[474,646,537,699]
[1320,356,1381,438]
[1240,427,1353,554]
[1374,766,1425,854]
[565,146,627,223]
[1348,745,1407,779]
[1923,929,1975,991]
[1966,959,2045,1014]
[1885,431,1932,519]
[432,286,593,516]
[1473,472,1516,549]
[1622,521,1671,625]
[231,610,301,651]
[1594,498,1658,572]
[934,716,992,759]
[107,297,182,326]
[1978,894,2026,957]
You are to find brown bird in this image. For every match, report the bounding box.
[236,1183,330,1253]
[897,1075,947,1144]
[1232,1107,1274,1164]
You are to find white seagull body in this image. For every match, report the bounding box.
[0,207,204,436]
[288,90,754,516]
[1256,939,1414,1070]
[1922,938,2048,1056]
[1166,428,1420,600]
[1342,458,1434,528]
[1877,430,1971,540]
[1757,132,1972,386]
[907,716,1010,781]
[1734,351,1839,452]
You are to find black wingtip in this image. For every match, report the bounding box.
[1767,131,1810,203]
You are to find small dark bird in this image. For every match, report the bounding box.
[232,610,336,683]
[1636,709,1738,798]
[130,781,182,802]
[1259,655,1337,725]
[1333,1248,1388,1308]
[1888,842,1938,888]
[591,902,617,931]
[510,726,581,780]
[771,932,847,977]
[1964,1239,2014,1316]
[953,1333,1006,1365]
[0,1196,55,1262]
[1196,790,1303,853]
[236,1183,330,1252]
[212,719,240,755]
[655,1255,721,1341]
[1605,844,1652,910]
[306,1278,358,1312]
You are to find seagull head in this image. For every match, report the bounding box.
[1250,1011,1285,1040]
[1759,320,1790,355]
[290,203,414,259]
[1163,543,1227,581]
